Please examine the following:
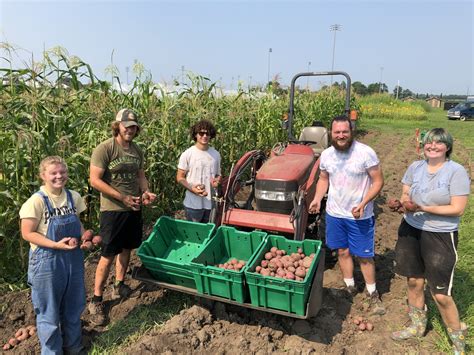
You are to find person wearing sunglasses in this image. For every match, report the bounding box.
[177,119,221,223]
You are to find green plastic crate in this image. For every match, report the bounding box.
[190,227,267,303]
[137,216,215,288]
[244,235,322,315]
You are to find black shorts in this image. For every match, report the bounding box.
[394,218,458,296]
[99,210,143,257]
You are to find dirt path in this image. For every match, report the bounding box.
[0,131,451,354]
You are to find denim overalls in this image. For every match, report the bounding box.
[28,189,85,355]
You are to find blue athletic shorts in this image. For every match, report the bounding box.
[325,213,375,258]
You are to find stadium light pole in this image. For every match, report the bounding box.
[306,61,312,89]
[379,66,384,93]
[330,24,341,85]
[267,48,272,85]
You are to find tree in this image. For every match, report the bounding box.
[352,81,368,96]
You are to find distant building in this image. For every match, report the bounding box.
[425,96,443,108]
[402,96,416,102]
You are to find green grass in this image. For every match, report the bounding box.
[88,291,192,354]
[361,108,474,353]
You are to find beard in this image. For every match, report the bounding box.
[331,135,354,152]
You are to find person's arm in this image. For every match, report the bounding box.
[309,170,329,213]
[419,195,468,216]
[21,218,76,250]
[90,164,140,210]
[353,164,384,215]
[176,168,205,195]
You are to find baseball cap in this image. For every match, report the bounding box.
[115,108,139,128]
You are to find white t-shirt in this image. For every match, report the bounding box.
[178,145,221,210]
[320,141,380,219]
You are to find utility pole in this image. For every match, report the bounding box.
[267,48,272,85]
[396,79,400,99]
[330,24,341,85]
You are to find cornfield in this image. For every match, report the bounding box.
[0,46,357,288]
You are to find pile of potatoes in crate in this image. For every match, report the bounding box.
[3,325,36,350]
[216,259,246,271]
[254,246,316,281]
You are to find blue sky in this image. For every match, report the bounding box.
[1,0,473,95]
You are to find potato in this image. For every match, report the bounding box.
[239,260,246,265]
[295,276,303,281]
[402,200,418,212]
[256,266,262,272]
[264,252,273,261]
[351,207,361,219]
[286,272,295,280]
[80,240,92,250]
[276,250,283,256]
[302,256,313,269]
[295,267,306,278]
[357,316,364,322]
[68,238,78,247]
[92,235,102,246]
[3,343,12,350]
[81,229,93,242]
[297,247,303,254]
[27,326,37,336]
[16,328,29,341]
[353,318,360,325]
[366,322,374,331]
[270,247,278,254]
[8,338,19,346]
[387,198,402,210]
[260,268,271,276]
[287,266,296,273]
[280,249,286,256]
[260,260,268,268]
[358,322,366,331]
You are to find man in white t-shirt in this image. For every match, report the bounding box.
[177,119,221,223]
[309,115,385,315]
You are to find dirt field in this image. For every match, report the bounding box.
[1,130,470,354]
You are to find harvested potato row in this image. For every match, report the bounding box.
[3,325,36,351]
[352,316,374,331]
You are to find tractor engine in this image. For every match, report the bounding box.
[255,145,316,215]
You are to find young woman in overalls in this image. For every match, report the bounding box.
[20,156,88,354]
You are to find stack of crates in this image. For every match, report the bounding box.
[137,216,215,289]
[190,226,267,303]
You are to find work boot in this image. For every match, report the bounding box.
[88,301,106,326]
[447,322,468,355]
[111,281,132,300]
[391,305,427,340]
[344,285,358,297]
[364,290,386,315]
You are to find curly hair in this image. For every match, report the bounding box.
[111,121,140,137]
[190,119,217,141]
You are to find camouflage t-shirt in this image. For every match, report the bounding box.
[91,137,144,211]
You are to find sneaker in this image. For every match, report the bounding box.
[366,290,386,315]
[111,282,132,300]
[88,301,106,326]
[344,285,358,297]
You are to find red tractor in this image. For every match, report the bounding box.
[135,71,354,319]
[214,71,353,244]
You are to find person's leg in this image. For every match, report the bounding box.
[115,248,131,281]
[61,250,86,353]
[93,255,114,297]
[391,221,427,340]
[431,293,460,329]
[29,250,65,353]
[337,248,354,279]
[358,257,375,285]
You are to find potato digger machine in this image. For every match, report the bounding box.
[134,72,354,319]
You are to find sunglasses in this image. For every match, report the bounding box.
[197,131,210,137]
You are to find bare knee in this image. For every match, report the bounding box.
[338,248,351,258]
[432,293,453,308]
[357,257,374,266]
